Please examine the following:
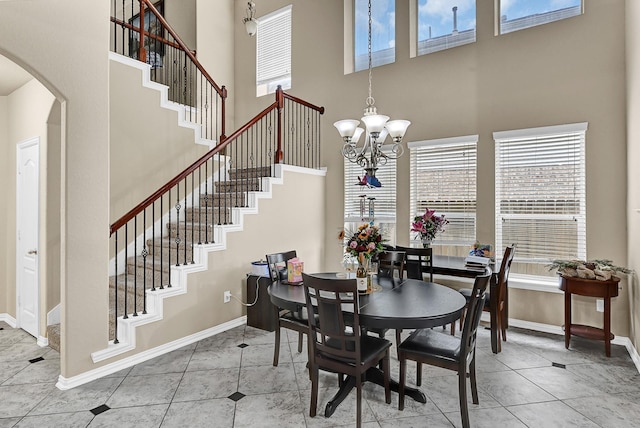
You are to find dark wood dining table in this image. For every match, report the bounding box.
[268,273,467,417]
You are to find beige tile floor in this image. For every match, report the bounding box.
[1,321,639,427]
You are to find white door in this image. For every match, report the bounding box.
[17,138,40,338]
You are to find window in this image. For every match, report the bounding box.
[494,123,587,279]
[256,5,292,97]
[354,0,395,72]
[498,0,583,35]
[344,154,397,246]
[409,136,477,255]
[417,0,476,56]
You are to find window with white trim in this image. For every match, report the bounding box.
[354,0,395,72]
[409,136,477,255]
[417,0,476,56]
[497,0,583,35]
[256,5,292,97]
[494,123,587,279]
[344,154,397,246]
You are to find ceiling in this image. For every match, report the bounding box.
[0,53,33,96]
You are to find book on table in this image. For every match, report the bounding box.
[464,255,490,269]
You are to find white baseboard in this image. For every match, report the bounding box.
[47,304,60,325]
[0,314,17,328]
[37,336,49,347]
[56,316,247,390]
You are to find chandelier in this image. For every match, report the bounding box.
[243,2,257,36]
[334,0,410,188]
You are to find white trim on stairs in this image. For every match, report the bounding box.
[60,316,246,390]
[109,52,217,149]
[93,164,327,363]
[47,304,60,325]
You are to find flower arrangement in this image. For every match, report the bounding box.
[339,223,385,260]
[547,259,632,281]
[411,208,449,245]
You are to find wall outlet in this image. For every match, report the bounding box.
[224,291,231,303]
[596,299,604,313]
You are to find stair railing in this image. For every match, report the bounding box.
[108,86,324,343]
[110,0,227,141]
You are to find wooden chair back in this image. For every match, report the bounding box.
[302,273,362,372]
[265,250,297,282]
[377,251,406,279]
[395,246,433,281]
[461,269,492,361]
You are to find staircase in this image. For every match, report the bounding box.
[106,165,271,341]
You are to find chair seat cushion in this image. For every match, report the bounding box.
[459,287,490,306]
[324,335,392,366]
[399,329,461,362]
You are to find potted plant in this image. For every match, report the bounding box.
[547,259,632,281]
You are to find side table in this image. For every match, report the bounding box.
[559,275,620,357]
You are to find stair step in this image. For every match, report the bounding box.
[229,166,271,180]
[199,192,247,207]
[145,237,196,258]
[185,206,231,225]
[166,222,216,243]
[214,178,262,193]
[125,256,180,282]
[47,324,61,353]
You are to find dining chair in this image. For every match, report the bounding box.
[395,245,433,282]
[301,273,392,428]
[458,246,515,351]
[266,250,309,366]
[377,250,406,279]
[367,251,406,341]
[397,269,491,428]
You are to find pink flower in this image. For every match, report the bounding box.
[367,242,376,250]
[349,241,358,249]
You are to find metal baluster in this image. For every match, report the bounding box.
[133,217,138,316]
[123,225,129,319]
[175,184,181,267]
[114,231,119,344]
[152,201,156,291]
[142,210,147,314]
[198,166,202,244]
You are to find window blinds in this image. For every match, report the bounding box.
[344,154,397,224]
[494,123,587,265]
[256,5,292,94]
[409,136,477,245]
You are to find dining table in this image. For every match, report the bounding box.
[268,273,467,418]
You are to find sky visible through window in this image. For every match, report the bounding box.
[500,0,581,21]
[418,0,475,41]
[355,0,395,58]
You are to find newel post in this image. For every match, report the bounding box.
[275,85,284,163]
[138,0,147,63]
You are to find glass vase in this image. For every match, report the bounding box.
[421,238,432,249]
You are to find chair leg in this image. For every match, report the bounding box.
[356,376,362,428]
[416,361,422,386]
[450,321,456,335]
[500,304,508,342]
[297,331,304,353]
[309,365,319,417]
[458,366,470,428]
[383,352,391,404]
[470,355,479,405]
[398,355,406,411]
[273,324,281,367]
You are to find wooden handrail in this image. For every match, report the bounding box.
[282,92,325,114]
[111,99,278,235]
[140,0,225,97]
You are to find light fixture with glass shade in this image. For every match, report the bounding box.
[243,1,258,36]
[334,0,410,188]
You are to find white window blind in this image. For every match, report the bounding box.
[494,123,587,275]
[409,136,477,246]
[344,153,397,245]
[256,5,292,96]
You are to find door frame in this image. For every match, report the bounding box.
[16,137,41,339]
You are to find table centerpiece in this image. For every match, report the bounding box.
[411,208,449,248]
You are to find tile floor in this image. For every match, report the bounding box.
[1,321,640,427]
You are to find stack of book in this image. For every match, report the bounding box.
[464,255,490,270]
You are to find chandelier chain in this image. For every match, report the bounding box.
[367,0,374,108]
